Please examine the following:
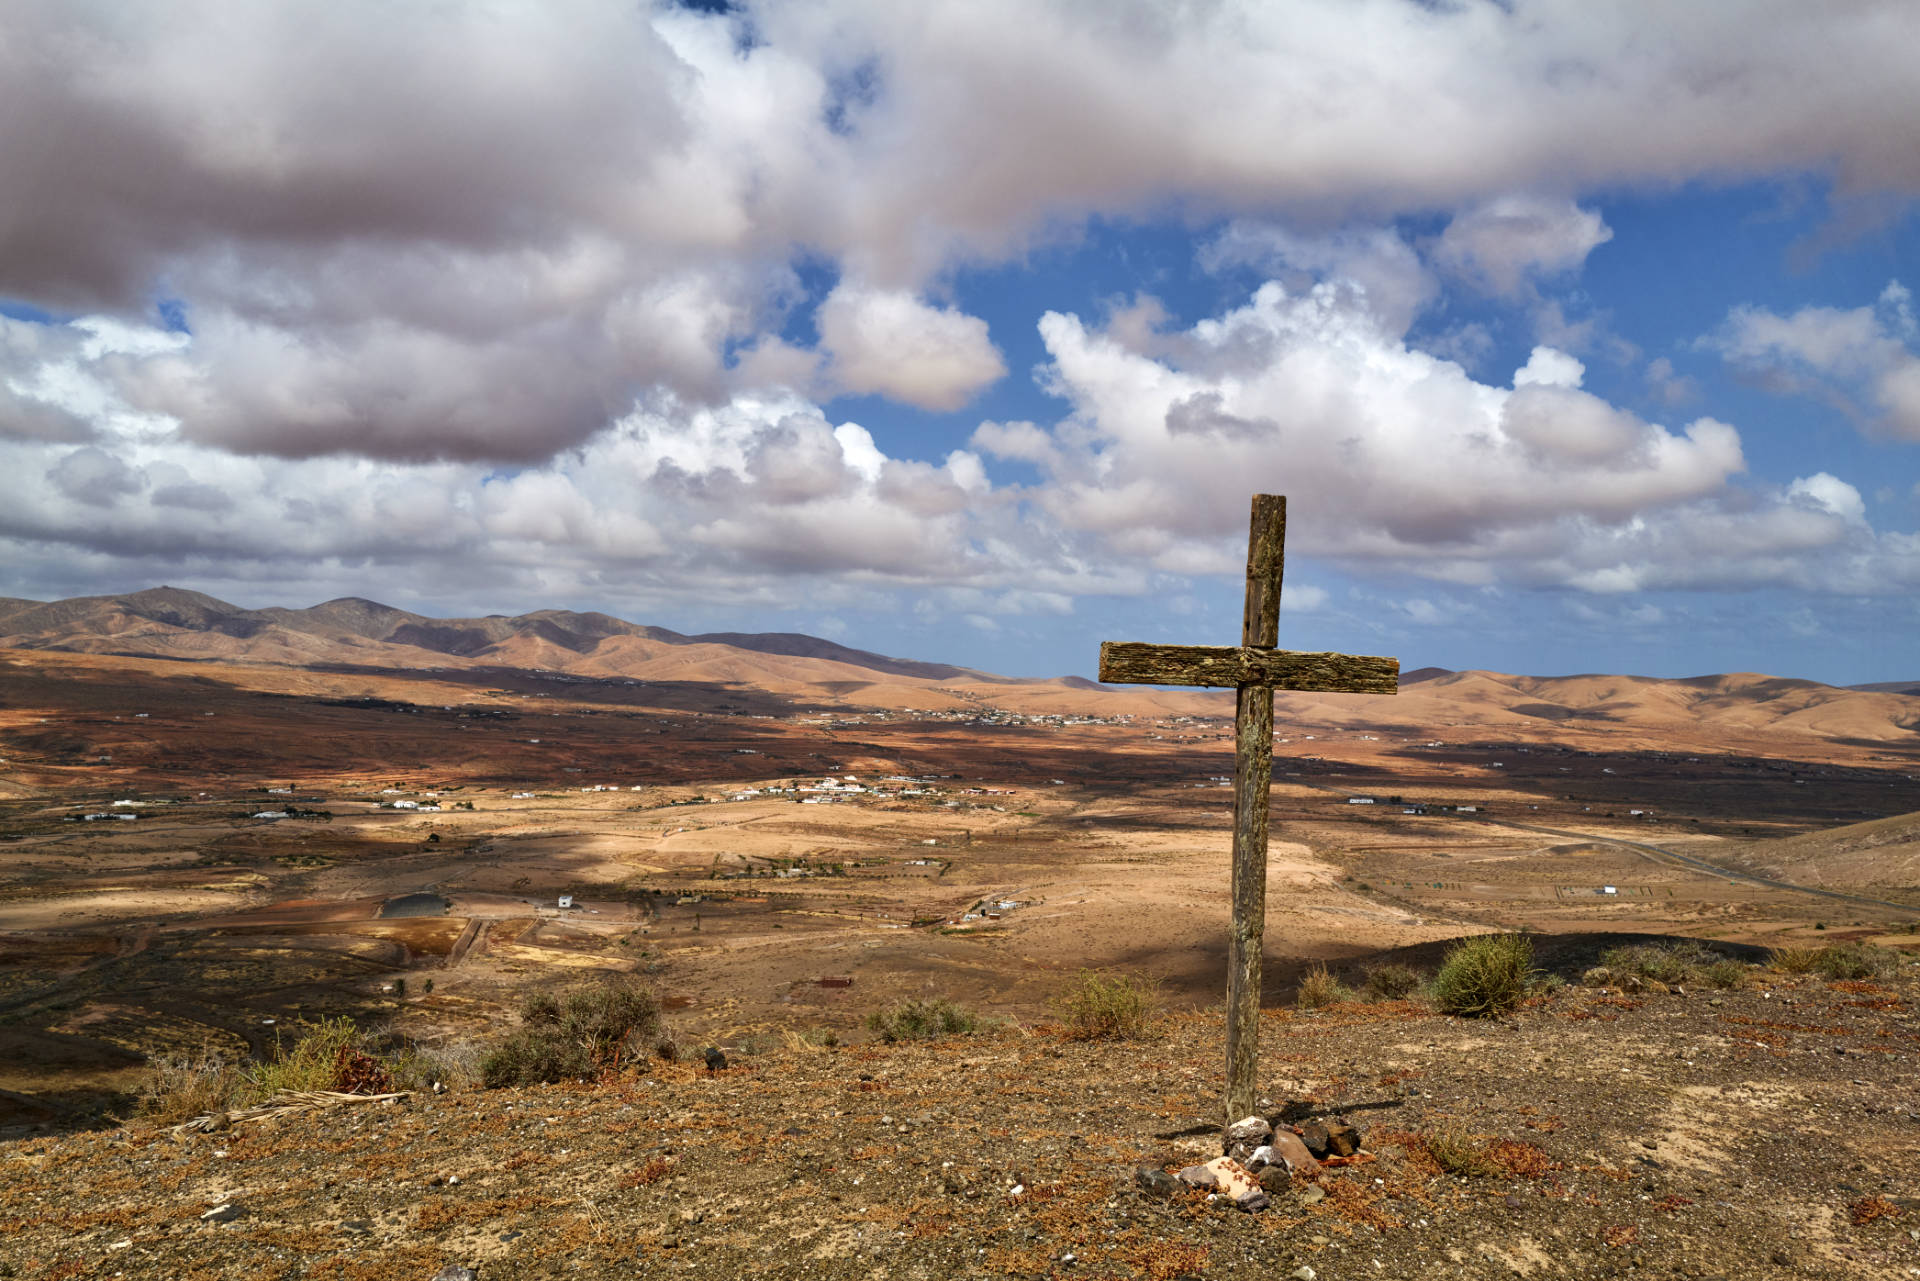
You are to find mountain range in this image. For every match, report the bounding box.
[2,587,1918,746]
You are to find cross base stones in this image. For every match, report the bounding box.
[1160,1112,1370,1214]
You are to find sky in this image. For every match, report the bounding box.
[3,1,1920,685]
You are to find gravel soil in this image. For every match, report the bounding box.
[4,969,1918,1281]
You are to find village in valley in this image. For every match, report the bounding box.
[0,600,1917,1279]
[4,621,1919,1133]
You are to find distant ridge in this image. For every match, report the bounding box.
[0,589,992,689]
[3,589,1919,741]
[1851,679,1920,697]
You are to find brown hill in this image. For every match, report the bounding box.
[1376,668,1920,746]
[1715,809,1920,891]
[4,589,1920,743]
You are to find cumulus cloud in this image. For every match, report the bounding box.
[3,1,1920,622]
[0,1,1917,468]
[0,286,1915,626]
[815,285,1006,410]
[46,447,145,506]
[1433,196,1614,298]
[1200,223,1438,336]
[973,279,1919,595]
[1705,281,1920,439]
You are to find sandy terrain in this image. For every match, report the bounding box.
[1,637,1918,1133]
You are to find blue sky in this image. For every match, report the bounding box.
[2,1,1918,684]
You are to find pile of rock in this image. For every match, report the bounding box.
[1152,1114,1366,1213]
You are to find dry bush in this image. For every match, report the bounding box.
[1054,971,1160,1040]
[1295,964,1352,1010]
[480,976,663,1087]
[1769,944,1822,974]
[866,997,985,1043]
[1430,934,1536,1018]
[1600,941,1724,986]
[780,1027,839,1052]
[385,1037,485,1092]
[1812,942,1899,980]
[1419,1124,1502,1178]
[136,1051,245,1124]
[1361,962,1423,1001]
[1701,959,1747,989]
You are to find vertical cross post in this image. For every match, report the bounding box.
[1227,495,1284,1123]
[1098,494,1398,1132]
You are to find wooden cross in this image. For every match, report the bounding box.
[1098,494,1398,1125]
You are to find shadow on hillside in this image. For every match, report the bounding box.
[0,931,456,1141]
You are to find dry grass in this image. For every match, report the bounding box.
[139,1016,395,1122]
[779,1026,840,1052]
[135,1051,244,1125]
[1295,964,1353,1009]
[1769,944,1822,974]
[1769,941,1900,980]
[1053,970,1160,1040]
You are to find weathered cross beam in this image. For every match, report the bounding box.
[1098,495,1398,1125]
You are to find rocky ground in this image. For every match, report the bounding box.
[3,964,1919,1281]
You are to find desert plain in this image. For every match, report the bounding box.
[2,589,1919,1133]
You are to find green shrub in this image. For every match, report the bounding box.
[1054,971,1160,1041]
[1812,942,1899,981]
[1361,962,1423,1001]
[865,997,984,1043]
[1599,940,1739,987]
[1429,934,1535,1018]
[250,1015,387,1096]
[1295,964,1352,1009]
[479,977,663,1087]
[1701,959,1747,990]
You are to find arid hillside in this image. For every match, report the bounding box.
[4,961,1919,1281]
[7,589,1920,748]
[1717,811,1920,893]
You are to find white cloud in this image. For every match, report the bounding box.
[1433,196,1614,298]
[1514,347,1585,389]
[1787,472,1866,523]
[815,285,1006,410]
[0,284,1915,625]
[971,278,1920,596]
[1200,223,1437,336]
[3,2,1920,622]
[1705,281,1920,440]
[0,1,1917,469]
